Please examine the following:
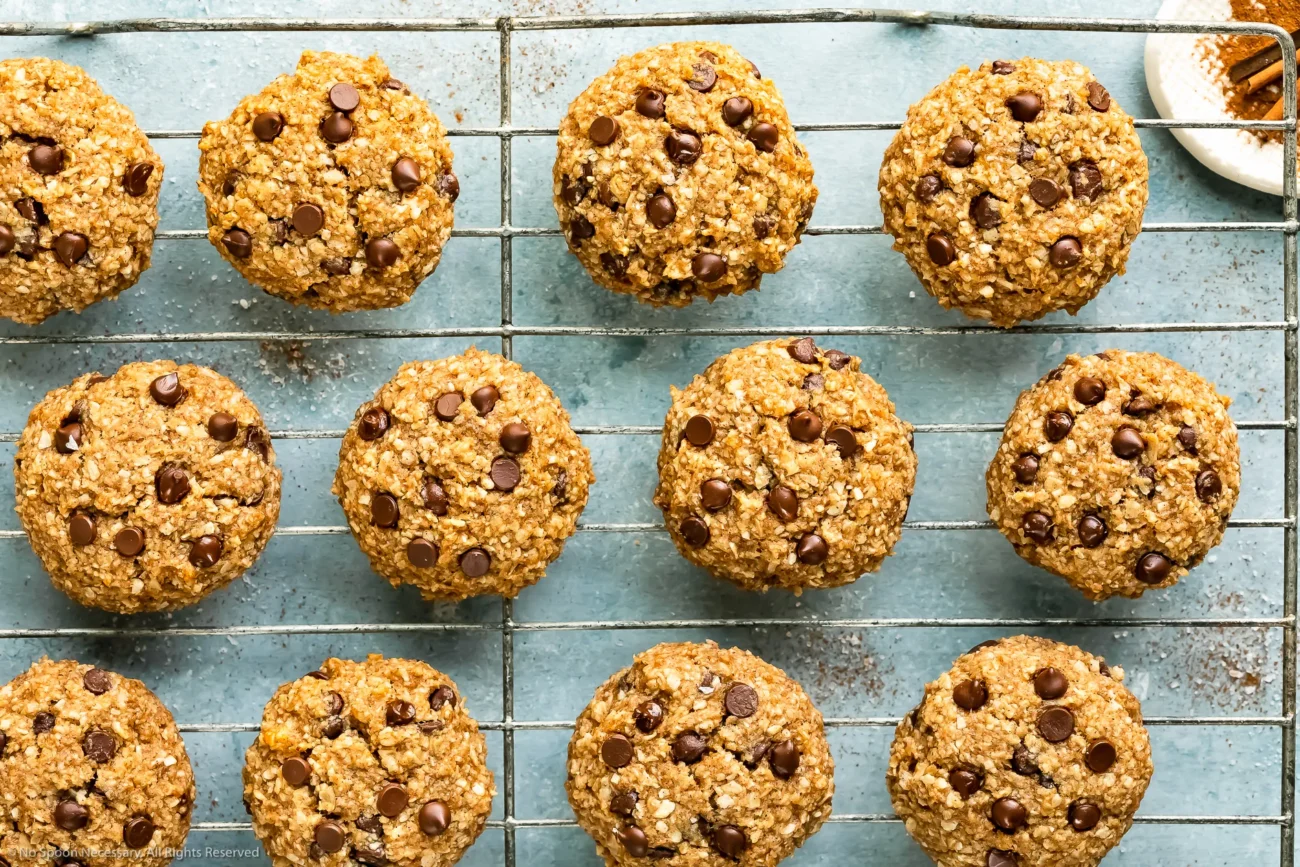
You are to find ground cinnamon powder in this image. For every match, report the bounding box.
[1210,0,1300,139]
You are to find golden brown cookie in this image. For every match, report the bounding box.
[879,59,1147,327]
[332,348,593,600]
[0,659,195,867]
[0,58,162,325]
[567,641,833,866]
[554,42,817,306]
[243,656,494,867]
[654,338,916,592]
[889,636,1152,867]
[198,51,456,312]
[13,361,282,613]
[986,350,1240,600]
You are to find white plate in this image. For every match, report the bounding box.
[1145,0,1292,195]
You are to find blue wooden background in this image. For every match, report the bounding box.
[0,1,1291,864]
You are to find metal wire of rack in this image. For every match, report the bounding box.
[0,7,1297,866]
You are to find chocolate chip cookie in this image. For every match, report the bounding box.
[198,51,457,312]
[879,59,1148,327]
[554,42,817,306]
[567,641,834,866]
[13,361,282,613]
[332,348,593,600]
[986,350,1239,600]
[654,338,916,592]
[243,655,494,867]
[0,58,162,325]
[889,635,1152,867]
[0,659,195,867]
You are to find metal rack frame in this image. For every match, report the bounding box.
[1,8,1297,865]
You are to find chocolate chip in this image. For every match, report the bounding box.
[83,668,112,694]
[953,679,988,710]
[1135,551,1172,584]
[54,422,83,454]
[634,700,664,733]
[610,791,638,816]
[253,112,284,141]
[684,414,715,446]
[1196,469,1223,501]
[1033,667,1068,699]
[0,224,12,256]
[636,90,666,118]
[713,825,747,858]
[321,257,351,276]
[1037,706,1074,742]
[1011,744,1039,776]
[428,686,456,711]
[915,174,942,203]
[1085,739,1117,772]
[1069,801,1101,831]
[371,492,400,527]
[826,424,859,459]
[987,850,1019,867]
[1069,161,1103,201]
[968,639,1001,655]
[384,699,416,727]
[243,426,270,461]
[407,538,438,568]
[567,215,595,244]
[65,511,96,547]
[767,486,799,521]
[647,193,677,228]
[364,236,400,269]
[329,82,360,112]
[802,373,824,391]
[692,252,727,282]
[33,711,55,734]
[83,729,117,763]
[321,111,353,143]
[460,547,491,577]
[357,407,391,441]
[617,826,649,858]
[490,456,521,492]
[680,516,710,547]
[1044,410,1074,441]
[991,797,1027,831]
[1050,237,1082,268]
[597,252,627,279]
[942,136,975,167]
[462,386,498,417]
[665,130,702,164]
[1018,140,1039,165]
[354,842,386,866]
[589,116,621,147]
[156,465,190,504]
[29,144,63,175]
[748,122,779,152]
[949,767,983,797]
[315,821,346,854]
[356,815,383,834]
[1006,92,1043,122]
[1119,395,1156,417]
[700,478,732,511]
[926,232,956,265]
[434,392,463,421]
[419,801,450,835]
[377,783,409,818]
[672,731,706,763]
[150,372,185,407]
[207,411,239,442]
[423,479,449,514]
[721,97,754,127]
[54,800,89,830]
[970,194,1002,229]
[788,409,823,442]
[1074,377,1106,405]
[123,163,154,197]
[281,757,311,787]
[1012,454,1039,484]
[189,535,223,568]
[114,527,146,557]
[437,173,460,201]
[1111,426,1144,460]
[323,692,345,715]
[1021,511,1054,543]
[388,157,422,193]
[1029,178,1062,209]
[1087,82,1111,112]
[322,716,346,738]
[724,683,759,718]
[787,336,818,363]
[1078,515,1108,548]
[768,739,800,779]
[992,60,1015,74]
[602,733,635,768]
[291,202,324,237]
[500,422,531,454]
[54,232,88,267]
[222,228,253,259]
[1178,424,1198,453]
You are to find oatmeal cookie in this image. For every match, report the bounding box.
[0,659,195,867]
[243,655,494,867]
[654,338,916,592]
[986,350,1239,600]
[332,348,593,600]
[567,641,833,866]
[198,51,457,312]
[889,635,1152,867]
[13,361,282,613]
[879,58,1148,327]
[554,42,817,306]
[0,58,162,325]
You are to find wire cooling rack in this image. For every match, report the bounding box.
[0,7,1297,867]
